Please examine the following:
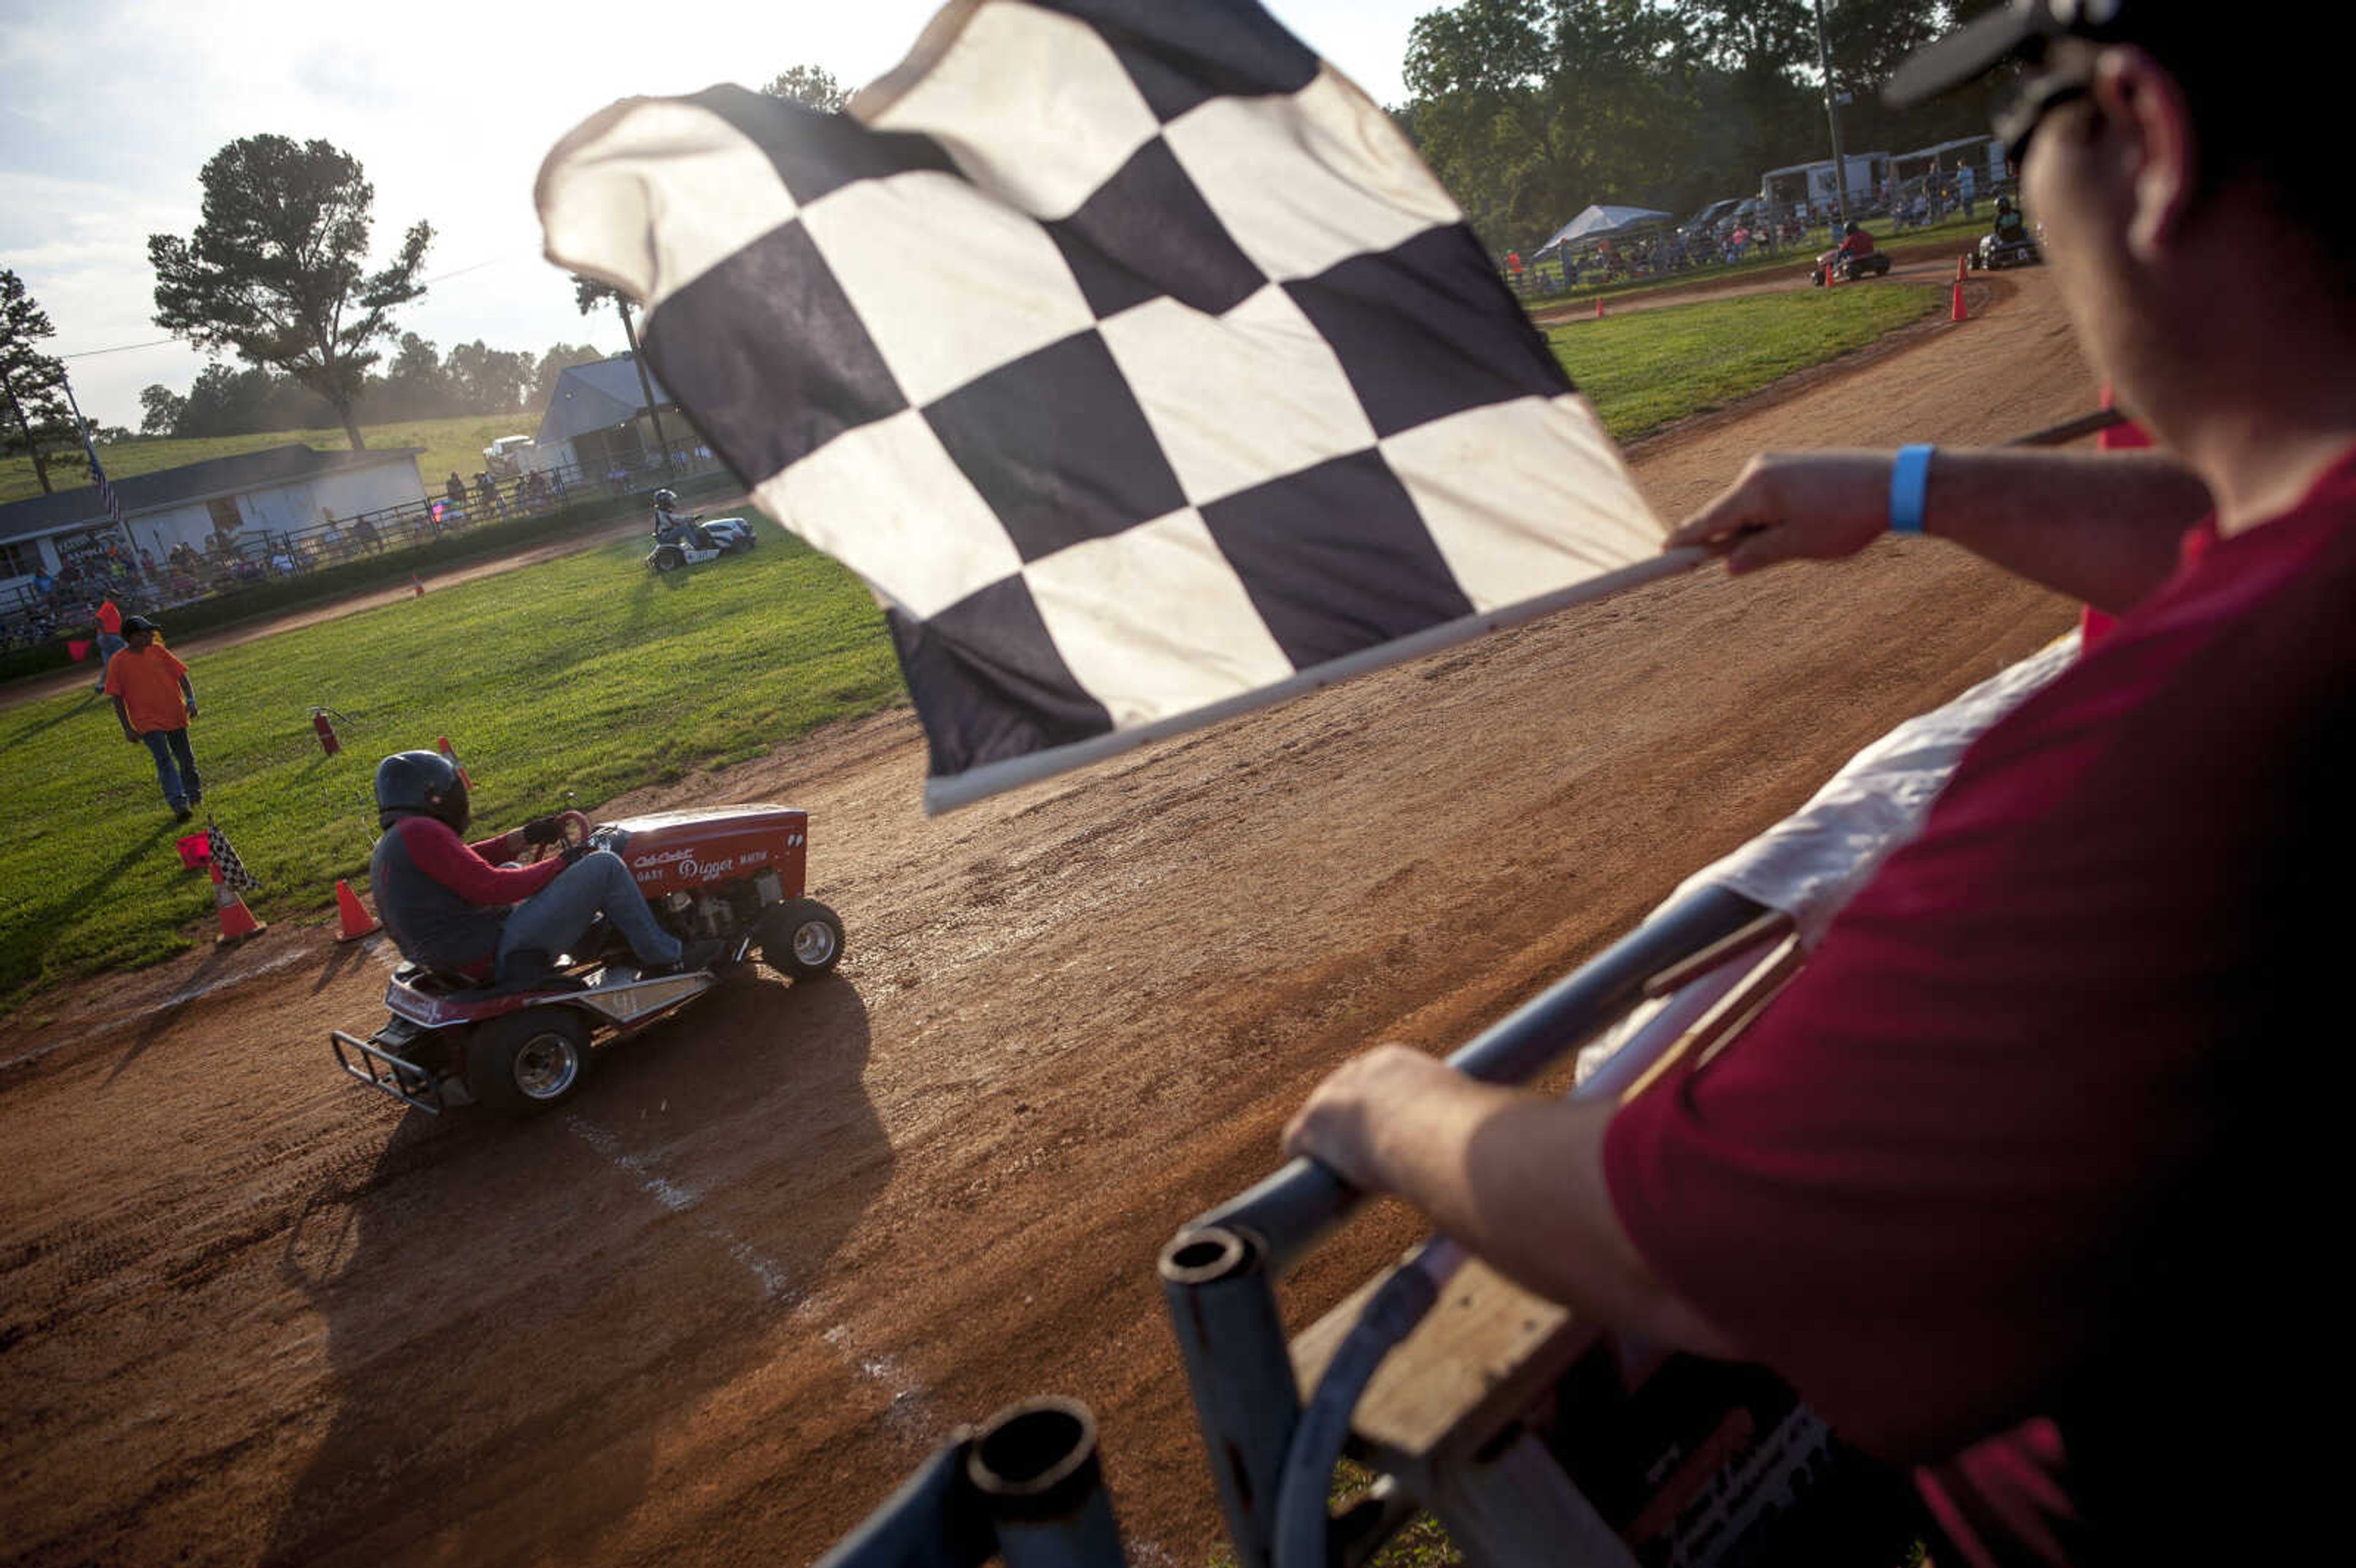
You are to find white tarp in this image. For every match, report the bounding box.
[1539,204,1673,252]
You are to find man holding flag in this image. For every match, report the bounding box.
[1288,5,2354,1564]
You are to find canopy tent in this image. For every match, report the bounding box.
[1538,204,1673,252]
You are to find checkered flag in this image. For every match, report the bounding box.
[206,824,262,894]
[539,0,1665,811]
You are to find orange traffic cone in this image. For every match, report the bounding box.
[212,865,266,944]
[334,878,380,942]
[1595,296,1605,320]
[437,735,472,789]
[1957,253,1968,282]
[1950,278,1969,322]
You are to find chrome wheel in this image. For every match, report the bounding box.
[791,920,839,967]
[511,1029,582,1101]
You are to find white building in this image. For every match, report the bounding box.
[0,443,425,592]
[531,353,687,477]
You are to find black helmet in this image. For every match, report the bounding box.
[375,749,469,832]
[1844,220,1861,235]
[1997,195,2015,213]
[653,488,677,509]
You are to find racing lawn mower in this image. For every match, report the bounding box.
[1809,245,1892,286]
[646,514,758,573]
[1968,225,2042,270]
[331,805,844,1117]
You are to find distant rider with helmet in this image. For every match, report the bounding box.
[1992,193,2029,243]
[1837,218,1877,260]
[368,749,721,987]
[650,488,716,552]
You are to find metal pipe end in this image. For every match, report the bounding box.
[968,1397,1100,1521]
[1159,1225,1259,1285]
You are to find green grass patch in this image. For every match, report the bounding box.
[0,518,903,1009]
[1,415,538,507]
[1549,284,1943,442]
[2,283,1944,1007]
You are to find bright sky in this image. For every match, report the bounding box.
[0,0,1433,431]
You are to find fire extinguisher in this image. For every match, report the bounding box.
[312,707,348,756]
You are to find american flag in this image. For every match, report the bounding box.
[80,421,124,530]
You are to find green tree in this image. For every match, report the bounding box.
[0,269,73,494]
[1406,0,1696,250]
[445,340,536,413]
[148,134,433,452]
[137,383,185,437]
[762,64,848,112]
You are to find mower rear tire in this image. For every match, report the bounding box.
[653,546,685,574]
[759,899,845,981]
[468,1009,593,1117]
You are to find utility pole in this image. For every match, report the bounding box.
[612,296,676,477]
[1812,0,1852,231]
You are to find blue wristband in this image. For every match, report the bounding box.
[1889,444,1934,535]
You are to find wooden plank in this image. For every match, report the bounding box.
[1292,1257,1601,1472]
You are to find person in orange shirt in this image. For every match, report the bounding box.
[104,615,203,822]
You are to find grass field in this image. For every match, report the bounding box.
[0,524,903,1009]
[1553,283,1942,442]
[0,283,1941,1009]
[0,416,534,507]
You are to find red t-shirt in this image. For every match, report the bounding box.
[1839,229,1876,256]
[1606,449,2356,1564]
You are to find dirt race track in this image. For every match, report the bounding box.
[2,263,2092,1567]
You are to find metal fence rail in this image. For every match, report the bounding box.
[2,441,739,654]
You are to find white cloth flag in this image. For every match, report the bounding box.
[539,0,1666,810]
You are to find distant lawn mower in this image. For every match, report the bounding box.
[332,805,844,1117]
[1809,245,1893,286]
[645,514,758,573]
[1969,227,2043,271]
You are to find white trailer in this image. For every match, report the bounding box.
[1759,151,1890,217]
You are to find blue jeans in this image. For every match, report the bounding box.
[496,849,682,968]
[94,631,125,690]
[139,727,201,809]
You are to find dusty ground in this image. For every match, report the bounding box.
[0,263,2091,1567]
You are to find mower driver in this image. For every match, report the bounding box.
[368,750,721,988]
[1836,217,1877,261]
[1992,193,2030,242]
[650,488,715,551]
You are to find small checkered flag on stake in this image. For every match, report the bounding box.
[207,824,262,894]
[539,0,1678,812]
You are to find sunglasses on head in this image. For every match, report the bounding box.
[1995,69,2093,167]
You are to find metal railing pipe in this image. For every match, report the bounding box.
[812,1439,990,1568]
[971,1399,1125,1568]
[1188,884,1767,1272]
[1160,1225,1301,1568]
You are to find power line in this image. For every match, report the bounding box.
[55,248,542,361]
[61,338,180,360]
